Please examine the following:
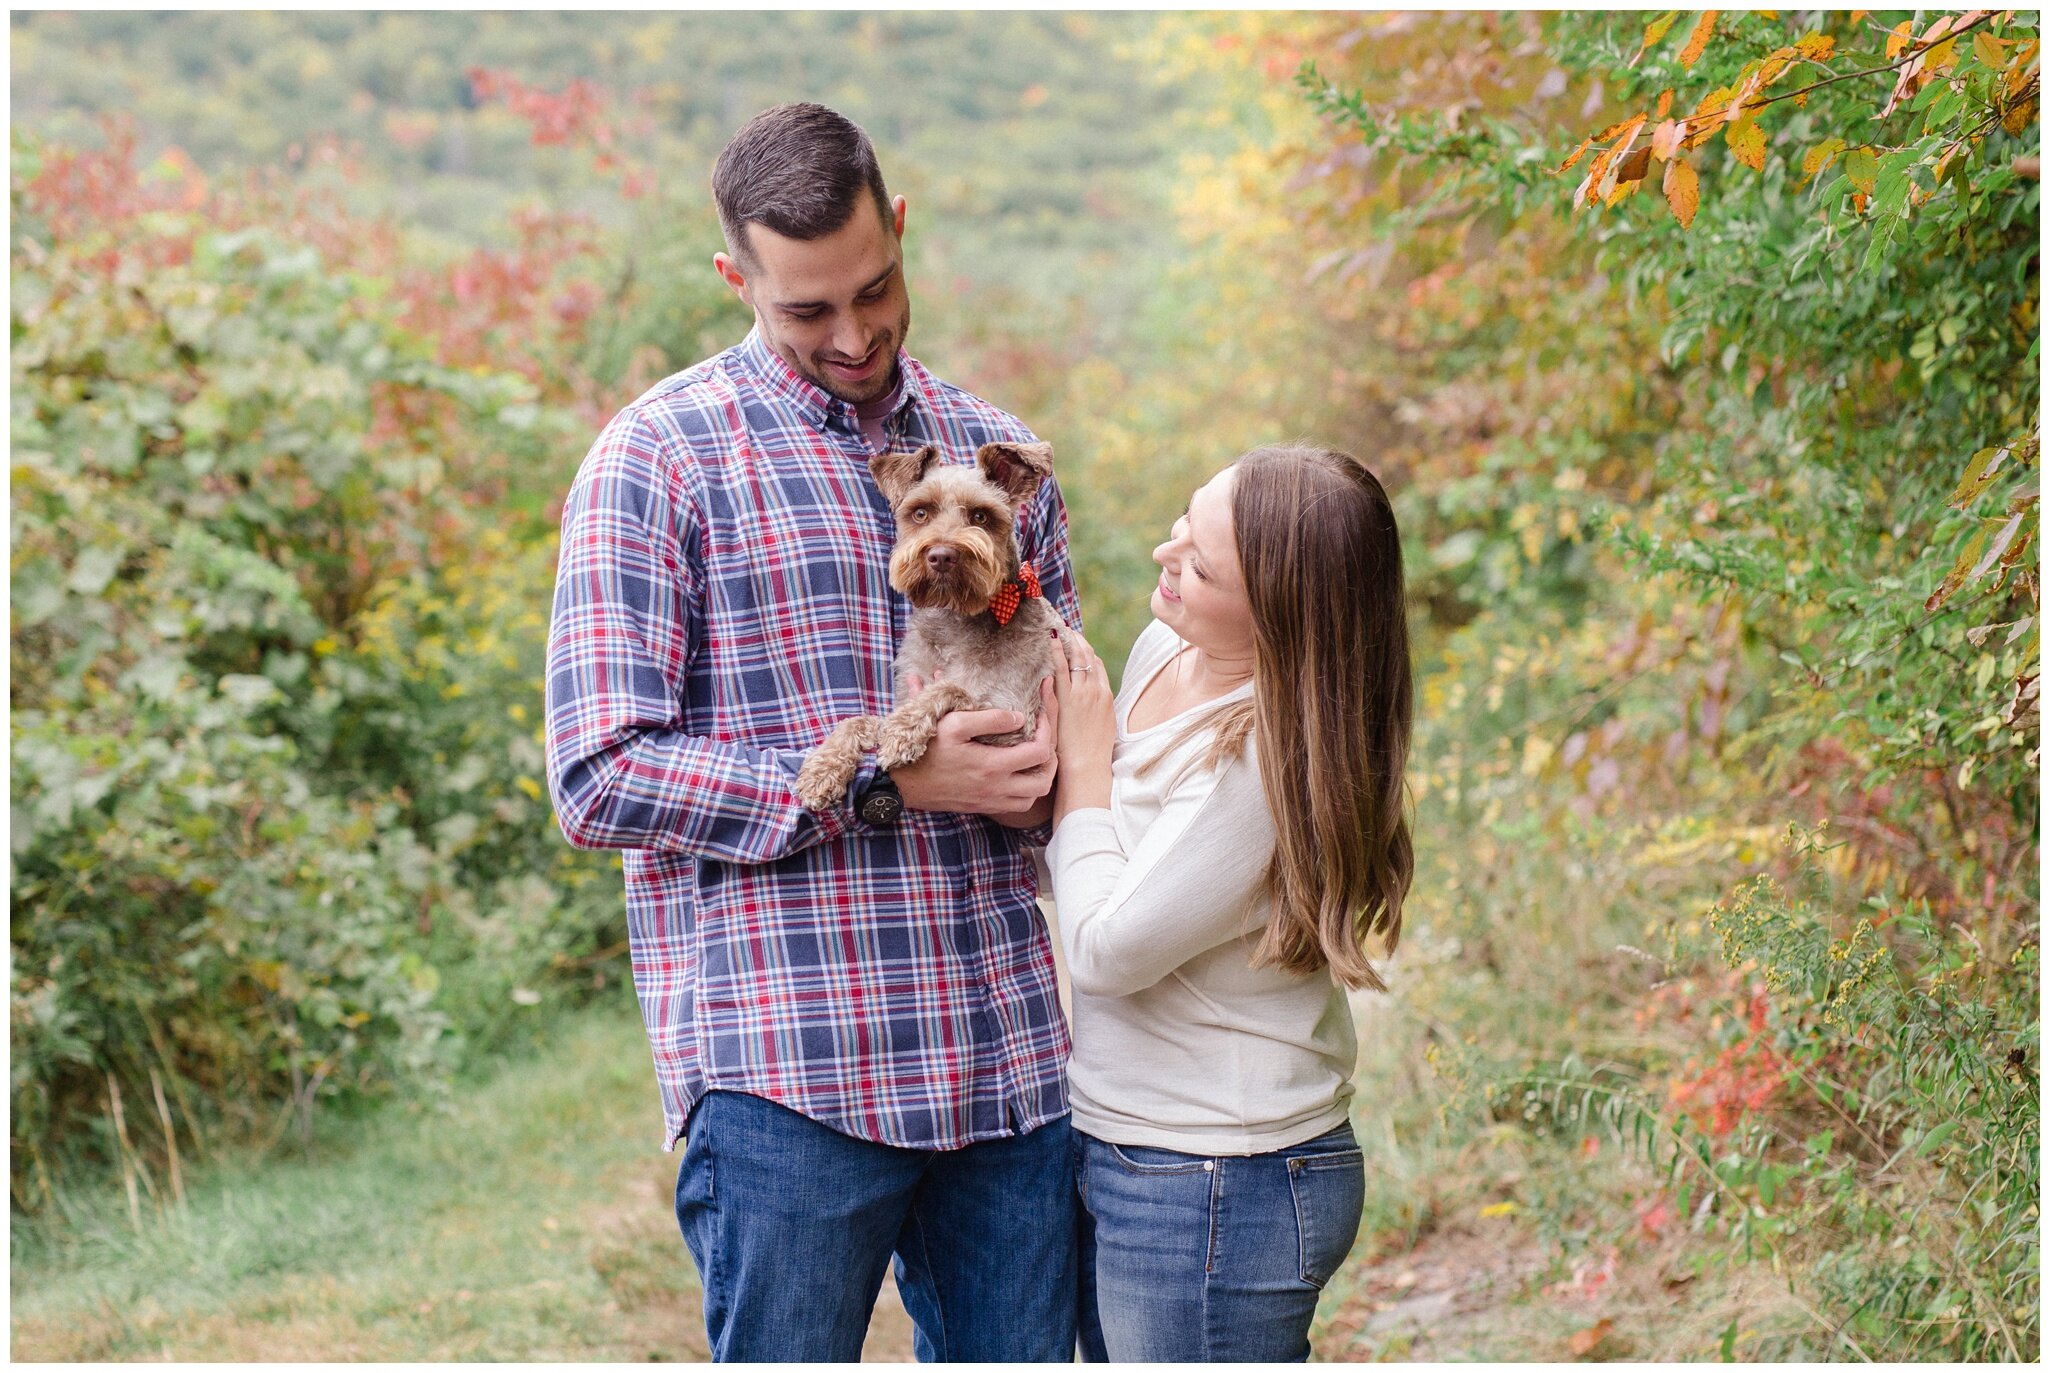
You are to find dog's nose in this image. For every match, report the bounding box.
[925,546,957,574]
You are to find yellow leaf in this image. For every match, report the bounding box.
[1886,19,1912,58]
[1801,136,1847,182]
[516,775,544,801]
[1480,1201,1520,1219]
[1796,31,1837,60]
[1680,10,1719,69]
[1641,10,1682,52]
[1664,157,1701,227]
[1726,116,1767,170]
[1849,9,1869,23]
[1974,32,2006,67]
[1656,88,1675,118]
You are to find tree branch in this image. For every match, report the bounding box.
[1744,12,1996,116]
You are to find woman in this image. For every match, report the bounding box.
[1048,442,1413,1362]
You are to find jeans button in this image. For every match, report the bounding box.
[1203,1160,1215,1172]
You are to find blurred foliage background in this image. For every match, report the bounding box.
[10,10,2039,1362]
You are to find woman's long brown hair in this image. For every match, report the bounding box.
[1194,443,1414,992]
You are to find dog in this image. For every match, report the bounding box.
[796,440,1076,811]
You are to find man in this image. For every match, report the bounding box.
[544,103,1079,1362]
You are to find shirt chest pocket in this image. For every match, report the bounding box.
[702,487,902,710]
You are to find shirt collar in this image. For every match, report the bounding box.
[737,327,922,435]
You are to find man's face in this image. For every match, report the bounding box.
[715,195,912,404]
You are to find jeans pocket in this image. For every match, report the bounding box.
[1286,1148,1364,1287]
[1105,1140,1213,1176]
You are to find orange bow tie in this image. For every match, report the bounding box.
[988,562,1043,627]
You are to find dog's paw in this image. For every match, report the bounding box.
[876,717,935,773]
[795,752,855,811]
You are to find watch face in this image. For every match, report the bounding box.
[861,791,902,826]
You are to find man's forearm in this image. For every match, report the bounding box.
[549,723,862,863]
[994,794,1055,831]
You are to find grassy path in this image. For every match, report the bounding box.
[13,996,1775,1361]
[12,1004,930,1361]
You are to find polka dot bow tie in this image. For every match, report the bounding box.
[987,562,1043,628]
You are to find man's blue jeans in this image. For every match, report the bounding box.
[675,1090,1077,1362]
[1075,1122,1365,1362]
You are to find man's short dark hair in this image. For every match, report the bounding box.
[712,103,892,268]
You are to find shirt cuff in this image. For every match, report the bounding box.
[770,748,875,842]
[1047,807,1115,865]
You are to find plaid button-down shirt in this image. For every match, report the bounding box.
[545,329,1079,1151]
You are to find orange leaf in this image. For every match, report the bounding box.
[1850,9,1870,23]
[1689,84,1746,140]
[1641,10,1683,53]
[1886,19,1913,58]
[1583,115,1649,208]
[1680,11,1719,69]
[1795,32,1837,61]
[1664,157,1701,227]
[1568,1319,1616,1358]
[1652,118,1685,161]
[1726,117,1767,170]
[1555,133,1597,175]
[1656,88,1675,118]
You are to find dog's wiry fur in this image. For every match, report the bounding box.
[796,440,1076,811]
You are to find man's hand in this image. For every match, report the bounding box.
[991,678,1059,829]
[894,675,1060,816]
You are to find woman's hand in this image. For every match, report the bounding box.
[1050,631,1115,822]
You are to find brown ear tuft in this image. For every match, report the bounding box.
[870,445,941,506]
[976,440,1053,506]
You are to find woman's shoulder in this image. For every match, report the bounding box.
[1118,617,1182,683]
[1131,618,1180,672]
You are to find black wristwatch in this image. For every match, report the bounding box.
[856,772,903,827]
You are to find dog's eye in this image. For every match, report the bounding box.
[910,507,930,523]
[970,510,989,526]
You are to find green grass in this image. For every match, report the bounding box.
[14,940,1794,1362]
[11,998,712,1360]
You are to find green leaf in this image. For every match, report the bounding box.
[66,545,125,596]
[1844,148,1879,196]
[1915,1119,1961,1155]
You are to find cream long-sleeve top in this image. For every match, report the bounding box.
[1047,619,1357,1155]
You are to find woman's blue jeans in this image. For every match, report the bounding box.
[1075,1122,1365,1362]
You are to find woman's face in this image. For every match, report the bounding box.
[1150,466,1257,662]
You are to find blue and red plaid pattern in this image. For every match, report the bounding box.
[545,329,1080,1151]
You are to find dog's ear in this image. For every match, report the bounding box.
[976,441,1053,506]
[870,445,941,506]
